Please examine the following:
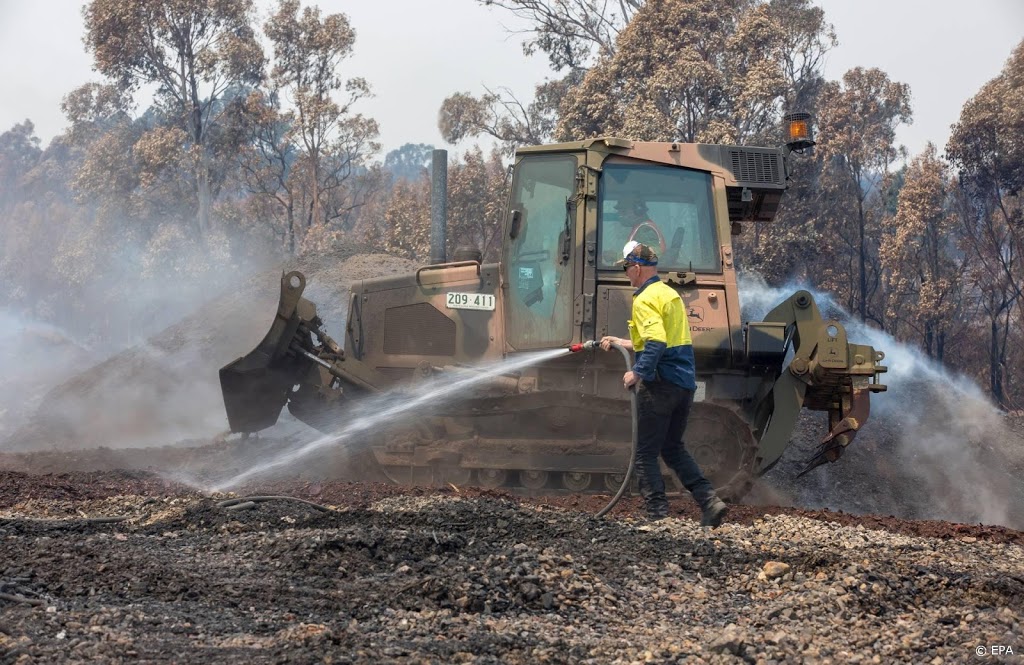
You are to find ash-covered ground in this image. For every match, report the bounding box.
[1,472,1022,664]
[2,255,1024,662]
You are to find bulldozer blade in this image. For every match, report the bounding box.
[219,271,317,434]
[797,387,871,477]
[220,359,294,433]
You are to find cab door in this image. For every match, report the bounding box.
[502,153,579,350]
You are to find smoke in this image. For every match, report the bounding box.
[4,342,225,452]
[0,245,286,453]
[739,273,1024,529]
[1,251,413,464]
[0,310,98,442]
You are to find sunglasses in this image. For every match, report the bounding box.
[622,263,637,272]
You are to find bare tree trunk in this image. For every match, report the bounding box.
[197,165,212,236]
[991,316,1006,408]
[857,193,867,323]
[190,76,210,238]
[312,160,322,227]
[287,202,295,255]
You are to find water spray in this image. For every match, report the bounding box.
[207,348,568,491]
[568,340,638,518]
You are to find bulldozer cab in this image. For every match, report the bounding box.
[502,140,746,361]
[595,161,718,273]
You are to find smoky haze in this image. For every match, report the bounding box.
[0,248,417,482]
[740,273,1024,530]
[0,311,97,442]
[0,233,286,454]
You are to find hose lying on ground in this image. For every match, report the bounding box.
[216,495,337,513]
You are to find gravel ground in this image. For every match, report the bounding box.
[1,472,1021,664]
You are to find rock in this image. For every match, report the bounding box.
[709,628,744,655]
[761,561,791,580]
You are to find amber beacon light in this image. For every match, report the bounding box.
[783,111,815,153]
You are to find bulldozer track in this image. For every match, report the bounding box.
[373,399,761,502]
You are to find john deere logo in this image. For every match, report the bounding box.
[688,305,705,322]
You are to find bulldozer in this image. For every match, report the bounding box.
[220,114,887,501]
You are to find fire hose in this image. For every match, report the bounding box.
[216,495,336,512]
[568,340,637,518]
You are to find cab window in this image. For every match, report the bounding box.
[598,163,720,272]
[504,154,577,349]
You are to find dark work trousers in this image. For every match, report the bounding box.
[635,379,716,518]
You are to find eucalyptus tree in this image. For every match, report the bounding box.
[264,0,379,230]
[556,0,835,144]
[439,0,641,150]
[947,40,1024,407]
[814,67,912,324]
[0,121,42,210]
[82,0,264,238]
[880,144,965,360]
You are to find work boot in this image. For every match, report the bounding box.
[700,497,728,528]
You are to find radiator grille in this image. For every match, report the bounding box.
[383,303,456,356]
[729,149,782,184]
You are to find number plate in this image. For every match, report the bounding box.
[445,292,496,311]
[694,380,706,403]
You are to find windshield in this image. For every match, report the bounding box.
[504,153,577,349]
[598,162,720,272]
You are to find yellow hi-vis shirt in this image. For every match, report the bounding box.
[627,277,696,390]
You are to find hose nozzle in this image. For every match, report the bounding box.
[568,340,597,353]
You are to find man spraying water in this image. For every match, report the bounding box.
[600,241,728,527]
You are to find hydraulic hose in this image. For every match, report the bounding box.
[570,340,638,518]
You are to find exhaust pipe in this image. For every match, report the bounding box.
[430,149,448,264]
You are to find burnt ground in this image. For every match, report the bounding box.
[2,469,1023,546]
[1,468,1022,664]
